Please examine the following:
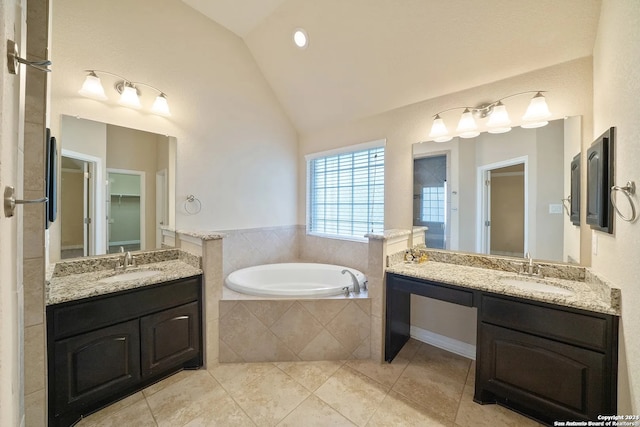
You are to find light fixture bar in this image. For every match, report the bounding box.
[426,90,550,142]
[78,69,171,116]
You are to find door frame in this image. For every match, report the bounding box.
[477,156,529,255]
[61,149,102,256]
[155,169,168,249]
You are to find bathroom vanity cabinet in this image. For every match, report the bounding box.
[47,275,203,427]
[385,272,619,426]
[476,293,618,424]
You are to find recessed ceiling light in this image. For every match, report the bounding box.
[293,28,308,49]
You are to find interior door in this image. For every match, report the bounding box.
[0,1,27,424]
[485,164,526,257]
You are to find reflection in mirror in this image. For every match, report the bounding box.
[51,115,176,261]
[412,117,581,264]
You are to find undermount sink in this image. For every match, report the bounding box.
[501,277,575,296]
[98,270,163,283]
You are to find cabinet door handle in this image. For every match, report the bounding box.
[4,186,48,218]
[172,316,189,321]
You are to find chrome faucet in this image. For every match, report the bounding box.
[520,252,541,277]
[124,251,133,268]
[342,269,361,294]
[115,249,135,271]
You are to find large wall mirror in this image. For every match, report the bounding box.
[412,116,583,264]
[49,115,177,262]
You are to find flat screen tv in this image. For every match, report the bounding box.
[586,127,615,233]
[45,129,57,228]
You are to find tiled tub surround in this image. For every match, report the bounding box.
[46,248,202,305]
[388,248,620,316]
[220,289,371,362]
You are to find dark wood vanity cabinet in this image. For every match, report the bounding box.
[384,272,619,426]
[476,294,618,425]
[47,275,203,427]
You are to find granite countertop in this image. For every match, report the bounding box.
[47,258,202,306]
[386,260,620,316]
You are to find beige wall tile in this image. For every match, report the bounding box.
[23,257,44,327]
[206,318,219,366]
[300,299,348,326]
[24,324,45,394]
[370,314,384,362]
[26,0,49,60]
[23,122,45,192]
[218,339,243,363]
[270,303,323,353]
[242,300,293,327]
[219,300,237,319]
[25,389,45,427]
[220,302,296,362]
[352,335,371,359]
[23,191,45,260]
[326,301,370,354]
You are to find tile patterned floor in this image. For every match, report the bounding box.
[77,340,543,427]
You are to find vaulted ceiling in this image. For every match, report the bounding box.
[183,0,602,132]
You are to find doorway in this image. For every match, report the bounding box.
[60,151,99,258]
[414,154,448,249]
[478,157,527,257]
[107,169,145,253]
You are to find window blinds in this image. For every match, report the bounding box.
[308,146,384,238]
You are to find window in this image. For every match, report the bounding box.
[308,144,384,239]
[421,186,445,222]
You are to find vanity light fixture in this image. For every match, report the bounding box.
[428,91,551,142]
[78,70,171,117]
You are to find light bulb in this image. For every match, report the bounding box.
[522,92,551,128]
[118,83,141,109]
[151,93,171,117]
[456,108,479,138]
[486,102,512,134]
[428,115,452,142]
[78,72,108,100]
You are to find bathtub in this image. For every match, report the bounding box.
[224,263,367,297]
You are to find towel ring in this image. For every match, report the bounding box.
[561,195,571,217]
[184,194,202,215]
[610,181,637,222]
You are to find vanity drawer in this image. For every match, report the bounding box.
[387,274,474,307]
[51,276,201,340]
[480,294,610,351]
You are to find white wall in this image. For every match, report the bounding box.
[50,0,298,232]
[299,57,593,347]
[592,0,640,413]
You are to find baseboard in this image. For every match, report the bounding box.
[410,325,476,360]
[109,240,140,246]
[61,244,83,250]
